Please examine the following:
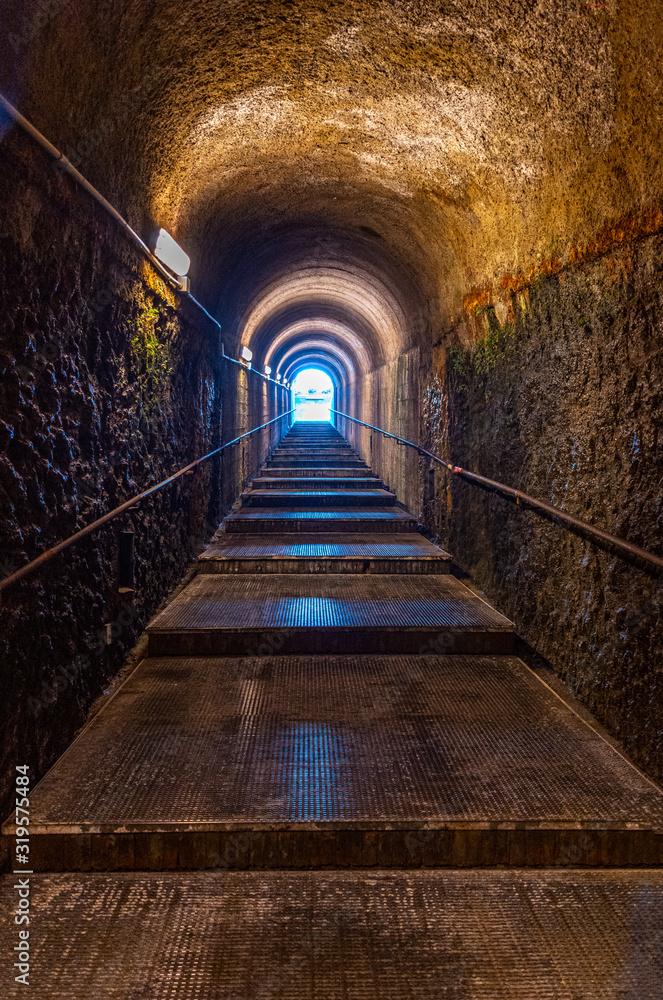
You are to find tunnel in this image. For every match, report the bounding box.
[0,1,662,995]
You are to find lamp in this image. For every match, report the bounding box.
[264,365,272,376]
[241,346,253,362]
[154,228,190,277]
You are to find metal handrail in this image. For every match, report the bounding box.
[0,410,294,596]
[332,409,663,576]
[0,93,185,293]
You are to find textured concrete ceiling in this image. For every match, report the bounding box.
[3,0,662,369]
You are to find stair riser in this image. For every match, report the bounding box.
[147,629,515,657]
[13,828,661,872]
[197,557,451,575]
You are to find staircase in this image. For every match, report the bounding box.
[2,421,662,997]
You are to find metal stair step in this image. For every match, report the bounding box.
[6,653,662,870]
[240,490,399,508]
[1,870,659,999]
[262,467,377,478]
[225,508,420,533]
[198,533,452,574]
[10,869,663,998]
[265,459,367,468]
[144,573,516,656]
[252,477,383,489]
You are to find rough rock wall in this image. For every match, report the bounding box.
[0,130,283,821]
[426,232,663,779]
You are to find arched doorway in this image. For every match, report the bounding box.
[292,368,334,422]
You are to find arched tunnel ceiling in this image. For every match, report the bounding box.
[277,338,357,385]
[245,266,407,371]
[266,324,364,377]
[3,0,663,358]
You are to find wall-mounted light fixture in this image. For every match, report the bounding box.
[264,365,272,376]
[154,228,190,278]
[241,346,253,362]
[276,374,281,382]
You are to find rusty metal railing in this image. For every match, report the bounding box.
[332,409,663,576]
[0,409,294,597]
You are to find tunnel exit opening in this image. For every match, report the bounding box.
[292,368,334,422]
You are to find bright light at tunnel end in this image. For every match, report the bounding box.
[293,368,334,422]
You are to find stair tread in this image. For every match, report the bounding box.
[264,468,374,474]
[2,869,660,1000]
[226,508,416,521]
[146,573,515,633]
[240,490,399,508]
[8,654,662,833]
[252,478,381,486]
[244,489,393,496]
[198,533,453,574]
[266,465,367,468]
[200,533,451,560]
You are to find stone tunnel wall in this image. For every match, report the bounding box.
[342,345,427,520]
[0,129,286,821]
[424,231,663,780]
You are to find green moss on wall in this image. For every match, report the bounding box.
[129,304,174,420]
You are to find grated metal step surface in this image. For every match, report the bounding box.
[263,467,376,478]
[241,490,398,508]
[268,451,363,457]
[225,509,420,533]
[201,535,451,559]
[265,460,367,468]
[148,574,512,630]
[145,574,515,655]
[1,870,661,999]
[198,533,452,574]
[12,655,663,837]
[252,478,383,489]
